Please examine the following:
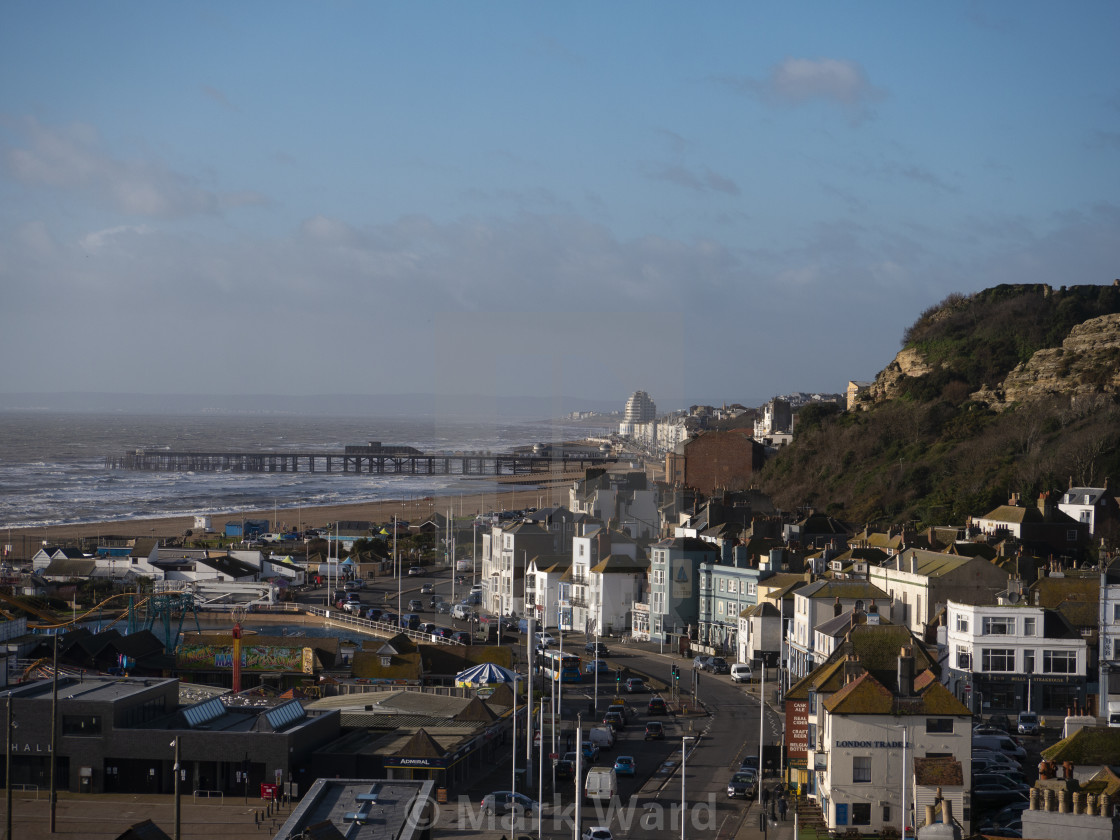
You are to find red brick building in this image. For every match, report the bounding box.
[665,429,765,495]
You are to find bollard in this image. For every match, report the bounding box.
[1073,792,1084,815]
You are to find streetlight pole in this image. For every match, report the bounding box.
[681,735,696,840]
[6,695,13,840]
[173,735,181,840]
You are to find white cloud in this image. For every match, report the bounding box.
[722,57,885,122]
[3,117,261,219]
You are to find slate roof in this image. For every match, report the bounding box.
[823,670,970,716]
[796,579,890,601]
[41,558,98,578]
[786,624,937,700]
[590,555,650,574]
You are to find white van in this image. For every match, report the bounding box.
[451,604,472,621]
[973,734,1026,760]
[583,766,618,800]
[730,663,754,683]
[587,725,615,751]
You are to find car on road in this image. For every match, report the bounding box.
[647,697,667,715]
[613,755,636,777]
[435,600,451,614]
[584,659,610,674]
[693,655,712,671]
[342,601,363,614]
[535,632,556,647]
[727,772,755,798]
[581,741,600,762]
[581,828,613,840]
[708,657,730,674]
[450,630,472,645]
[431,626,453,639]
[625,677,645,693]
[554,757,575,781]
[380,612,397,626]
[343,580,363,591]
[644,721,664,740]
[603,711,625,732]
[407,599,424,611]
[420,583,434,594]
[364,607,383,622]
[480,791,538,816]
[419,622,437,634]
[585,641,609,656]
[407,566,425,576]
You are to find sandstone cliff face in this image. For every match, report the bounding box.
[869,347,937,402]
[974,313,1120,407]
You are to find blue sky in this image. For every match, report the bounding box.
[2,2,1118,411]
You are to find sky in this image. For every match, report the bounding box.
[2,2,1119,413]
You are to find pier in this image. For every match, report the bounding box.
[105,448,615,475]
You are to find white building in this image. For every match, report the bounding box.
[943,587,1089,717]
[569,525,646,637]
[525,555,571,629]
[788,580,890,678]
[568,471,660,540]
[1058,486,1116,536]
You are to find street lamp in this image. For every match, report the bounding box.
[680,735,696,840]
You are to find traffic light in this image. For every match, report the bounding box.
[672,664,679,681]
[616,668,622,685]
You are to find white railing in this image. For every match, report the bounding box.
[305,606,464,646]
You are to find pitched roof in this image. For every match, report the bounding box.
[796,579,890,601]
[590,555,650,574]
[454,696,499,722]
[1041,726,1120,766]
[914,756,964,787]
[395,727,446,758]
[41,558,98,578]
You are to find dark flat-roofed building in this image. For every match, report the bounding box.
[277,778,435,840]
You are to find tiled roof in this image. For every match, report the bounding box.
[591,555,649,574]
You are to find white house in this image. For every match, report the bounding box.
[943,585,1089,717]
[1058,486,1117,537]
[569,525,646,637]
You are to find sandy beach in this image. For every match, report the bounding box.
[4,473,586,558]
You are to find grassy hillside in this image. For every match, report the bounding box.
[758,284,1120,529]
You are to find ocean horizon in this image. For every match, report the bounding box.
[0,411,611,529]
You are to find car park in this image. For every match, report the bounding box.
[644,721,664,740]
[480,791,538,816]
[625,677,645,693]
[647,697,667,715]
[613,755,636,777]
[727,772,755,798]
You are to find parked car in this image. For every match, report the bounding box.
[974,774,1028,793]
[585,641,609,656]
[343,580,363,591]
[613,755,636,777]
[419,622,437,634]
[693,655,712,671]
[407,566,425,576]
[1016,711,1040,735]
[647,697,667,715]
[727,772,755,798]
[364,607,383,622]
[431,626,454,639]
[342,601,363,614]
[582,828,613,840]
[645,721,664,740]
[730,663,754,683]
[625,677,646,693]
[708,657,730,675]
[739,755,760,773]
[450,630,472,645]
[435,600,451,614]
[480,790,538,816]
[380,612,397,626]
[535,632,556,647]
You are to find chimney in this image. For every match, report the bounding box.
[898,646,915,697]
[834,596,842,617]
[843,654,862,685]
[1038,491,1054,518]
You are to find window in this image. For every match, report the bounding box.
[1066,530,1078,542]
[852,803,871,825]
[63,714,101,736]
[748,583,757,596]
[982,616,1015,635]
[981,648,1015,672]
[955,613,969,632]
[579,544,585,556]
[717,602,724,615]
[1113,604,1120,623]
[883,805,892,824]
[1023,650,1035,675]
[926,718,954,734]
[719,579,726,592]
[852,756,872,783]
[1043,650,1077,674]
[1023,617,1036,636]
[956,646,971,670]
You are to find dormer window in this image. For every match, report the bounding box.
[380,656,392,667]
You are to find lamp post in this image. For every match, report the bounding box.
[6,695,13,840]
[172,735,181,840]
[680,735,696,840]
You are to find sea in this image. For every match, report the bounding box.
[0,412,610,530]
